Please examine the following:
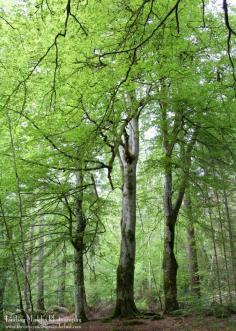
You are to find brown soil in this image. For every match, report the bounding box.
[46,314,236,331]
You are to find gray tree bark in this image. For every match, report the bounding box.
[114,117,139,318]
[215,189,231,300]
[208,205,222,304]
[74,172,87,323]
[36,217,45,311]
[24,222,34,312]
[58,243,67,307]
[184,194,201,297]
[161,102,197,312]
[163,207,179,312]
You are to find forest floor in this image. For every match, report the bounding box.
[46,314,236,331]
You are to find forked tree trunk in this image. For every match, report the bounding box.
[37,217,45,311]
[162,140,196,312]
[184,195,201,297]
[74,172,87,323]
[159,96,197,313]
[114,117,139,318]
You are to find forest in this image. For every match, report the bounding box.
[0,0,236,330]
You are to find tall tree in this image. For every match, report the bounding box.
[114,115,139,317]
[159,85,198,311]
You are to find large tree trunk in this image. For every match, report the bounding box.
[74,172,87,323]
[162,139,196,312]
[114,117,139,318]
[74,249,87,322]
[162,149,179,312]
[37,217,45,311]
[163,212,179,312]
[184,195,200,297]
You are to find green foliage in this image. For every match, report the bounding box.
[0,0,235,326]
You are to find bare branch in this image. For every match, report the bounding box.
[0,15,15,29]
[222,0,236,85]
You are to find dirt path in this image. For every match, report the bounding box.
[46,314,236,331]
